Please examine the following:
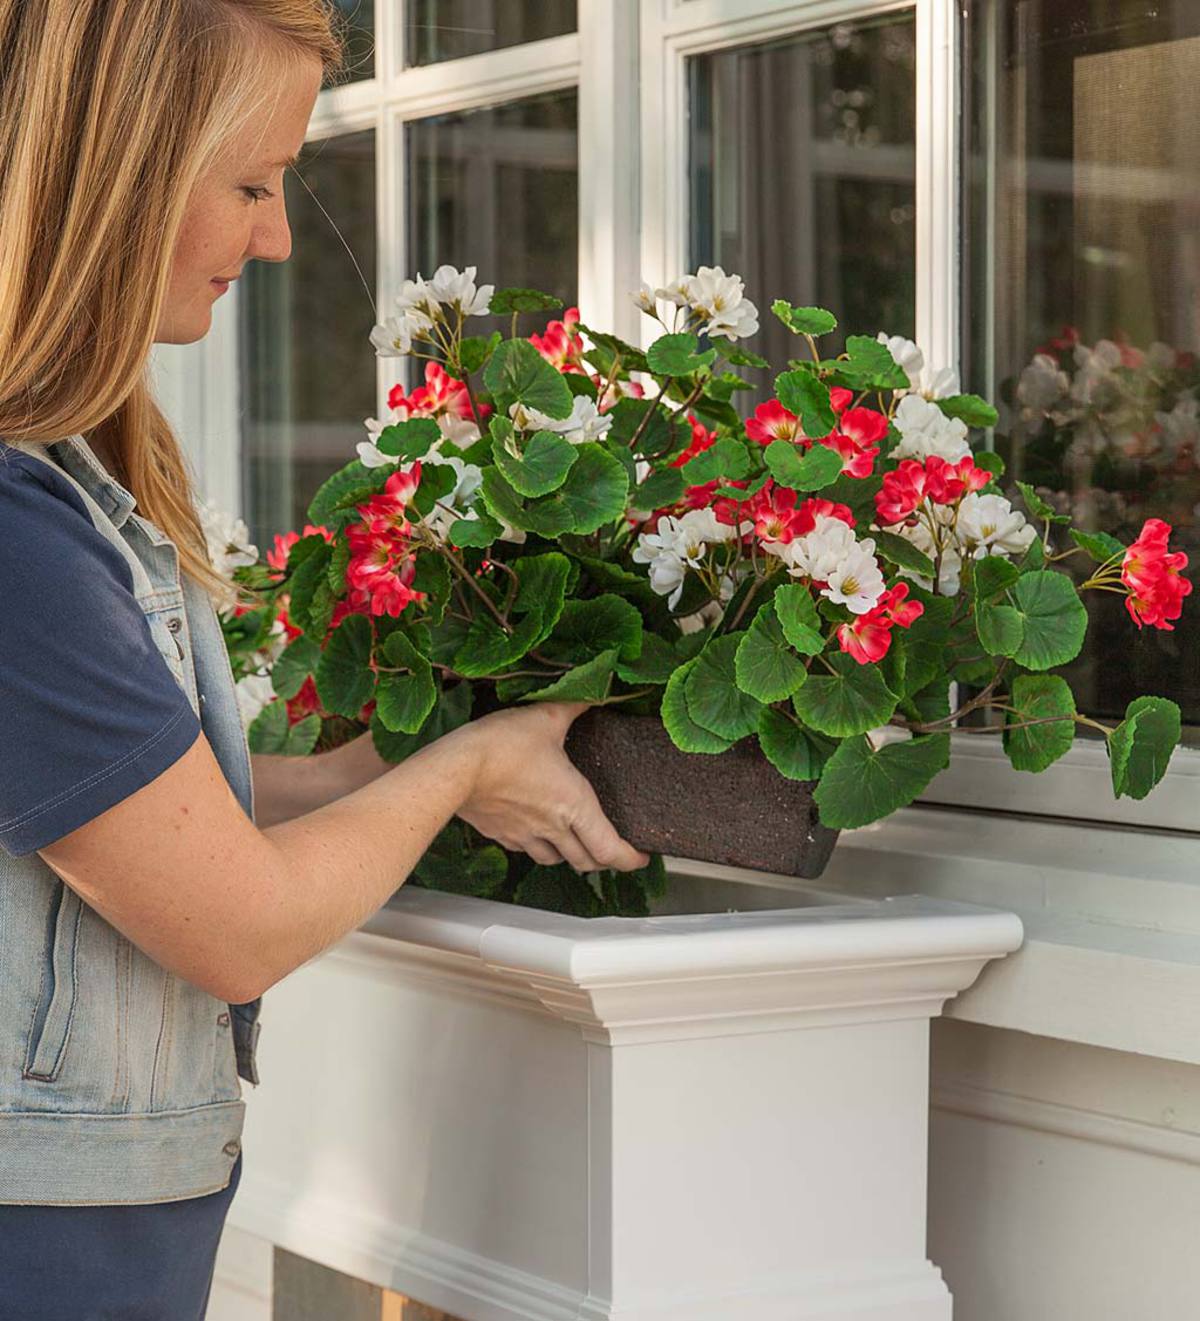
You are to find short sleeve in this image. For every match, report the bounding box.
[0,451,202,857]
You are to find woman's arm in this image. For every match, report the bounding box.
[251,733,392,828]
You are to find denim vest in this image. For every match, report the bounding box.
[0,434,261,1205]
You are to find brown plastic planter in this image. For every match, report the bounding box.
[564,709,840,879]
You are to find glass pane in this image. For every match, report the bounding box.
[331,0,374,83]
[405,89,578,342]
[965,0,1200,725]
[689,14,916,388]
[240,131,377,546]
[405,0,576,66]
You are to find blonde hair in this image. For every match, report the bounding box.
[0,0,346,597]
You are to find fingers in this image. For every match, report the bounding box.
[524,838,564,867]
[571,781,651,872]
[537,700,592,741]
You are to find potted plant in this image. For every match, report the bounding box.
[212,266,1191,914]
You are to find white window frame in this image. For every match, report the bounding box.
[172,0,1198,834]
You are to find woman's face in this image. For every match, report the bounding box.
[156,55,324,344]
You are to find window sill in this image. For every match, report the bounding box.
[703,804,1200,1066]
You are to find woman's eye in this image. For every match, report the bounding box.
[241,185,274,203]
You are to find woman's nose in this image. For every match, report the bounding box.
[249,201,292,264]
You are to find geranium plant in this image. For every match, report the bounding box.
[216,265,1191,916]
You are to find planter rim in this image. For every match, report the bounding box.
[369,884,1023,984]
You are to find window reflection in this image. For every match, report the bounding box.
[689,14,916,384]
[405,0,576,67]
[965,0,1200,723]
[330,0,374,83]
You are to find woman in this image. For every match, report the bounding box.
[0,3,646,1316]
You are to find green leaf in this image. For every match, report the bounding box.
[327,538,351,593]
[661,657,735,754]
[307,460,377,525]
[492,428,579,497]
[771,301,838,337]
[734,602,808,703]
[774,584,826,655]
[288,542,334,640]
[375,631,437,734]
[646,332,716,377]
[247,700,321,756]
[483,338,572,419]
[680,435,752,484]
[415,820,509,897]
[521,649,619,703]
[873,530,935,579]
[936,394,999,429]
[615,632,679,685]
[488,286,564,315]
[757,707,834,781]
[763,439,844,492]
[454,330,502,375]
[314,614,375,718]
[834,336,910,391]
[1003,674,1076,773]
[534,442,629,535]
[513,864,603,916]
[448,512,503,548]
[1016,481,1071,525]
[973,449,1005,478]
[271,635,322,700]
[792,652,898,737]
[722,345,770,369]
[375,417,441,459]
[684,634,764,740]
[814,733,951,829]
[634,467,685,510]
[372,681,473,763]
[1109,696,1182,800]
[543,595,643,664]
[976,603,1024,657]
[775,370,835,438]
[452,553,571,677]
[411,461,457,518]
[971,555,1021,600]
[576,324,651,375]
[1010,571,1088,671]
[1070,528,1126,563]
[608,396,672,455]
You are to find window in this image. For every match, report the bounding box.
[964,0,1200,730]
[240,132,377,545]
[332,0,375,82]
[689,13,917,375]
[404,0,576,66]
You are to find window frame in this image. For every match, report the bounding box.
[174,0,1198,834]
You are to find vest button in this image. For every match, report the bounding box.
[166,616,183,633]
[217,1012,230,1027]
[222,1140,240,1157]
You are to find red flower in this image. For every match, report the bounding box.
[924,455,990,505]
[672,414,718,468]
[830,387,854,415]
[266,523,334,573]
[818,428,879,479]
[345,528,425,619]
[286,675,323,725]
[1121,518,1192,631]
[836,583,924,664]
[530,306,586,375]
[876,460,929,525]
[794,497,856,535]
[356,463,422,538]
[745,400,804,446]
[745,481,807,544]
[387,362,491,425]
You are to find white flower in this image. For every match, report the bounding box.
[426,264,494,317]
[435,413,482,446]
[234,674,276,733]
[877,333,925,389]
[370,308,434,357]
[919,366,961,400]
[631,282,658,314]
[655,277,692,308]
[685,265,759,341]
[885,512,962,596]
[954,493,1035,560]
[891,393,971,462]
[1017,353,1071,418]
[676,599,724,635]
[1156,396,1200,457]
[512,394,613,444]
[821,539,887,615]
[783,514,858,581]
[198,498,258,578]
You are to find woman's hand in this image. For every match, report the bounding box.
[451,702,650,874]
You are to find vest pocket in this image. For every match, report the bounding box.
[22,883,85,1082]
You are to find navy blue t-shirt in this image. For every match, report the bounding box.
[0,444,201,857]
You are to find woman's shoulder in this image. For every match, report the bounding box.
[0,441,91,517]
